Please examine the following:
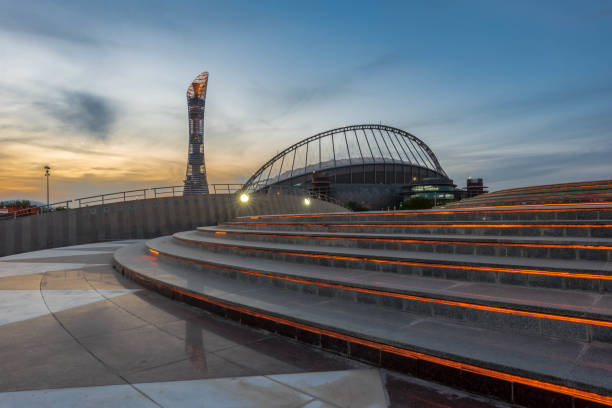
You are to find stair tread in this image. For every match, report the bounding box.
[115,242,612,395]
[149,236,612,319]
[174,231,612,274]
[227,220,612,226]
[200,226,612,245]
[235,204,612,219]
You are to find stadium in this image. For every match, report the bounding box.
[241,124,451,209]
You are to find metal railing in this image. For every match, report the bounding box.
[1,183,343,220]
[1,184,243,219]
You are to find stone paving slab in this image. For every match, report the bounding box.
[174,231,612,274]
[0,369,389,408]
[0,241,511,407]
[114,242,612,396]
[148,236,612,320]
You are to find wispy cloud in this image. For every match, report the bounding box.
[36,90,118,140]
[0,6,110,47]
[248,53,405,122]
[482,82,612,116]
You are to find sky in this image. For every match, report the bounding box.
[1,0,611,203]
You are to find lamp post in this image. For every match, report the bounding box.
[44,166,51,209]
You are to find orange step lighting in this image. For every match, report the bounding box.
[130,258,612,407]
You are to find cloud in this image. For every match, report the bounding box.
[483,82,612,116]
[248,53,405,121]
[0,6,109,47]
[37,90,118,140]
[354,53,403,74]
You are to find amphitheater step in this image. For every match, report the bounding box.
[197,226,612,262]
[221,220,612,239]
[146,235,612,344]
[172,230,612,293]
[231,206,612,223]
[114,242,612,407]
[445,180,612,209]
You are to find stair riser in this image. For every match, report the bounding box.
[447,187,612,203]
[448,193,612,202]
[236,210,612,223]
[152,249,612,344]
[173,238,611,293]
[222,224,612,239]
[114,257,611,408]
[452,191,612,201]
[445,191,612,205]
[199,231,612,262]
[446,198,612,207]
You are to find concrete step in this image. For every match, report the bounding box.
[446,181,612,209]
[221,220,612,239]
[172,230,612,293]
[446,199,612,209]
[113,242,612,407]
[233,206,612,223]
[469,181,612,198]
[197,226,612,262]
[468,188,612,200]
[146,235,612,344]
[450,189,612,202]
[445,195,612,208]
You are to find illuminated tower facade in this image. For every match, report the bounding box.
[183,72,210,195]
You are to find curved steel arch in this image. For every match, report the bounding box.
[243,124,447,191]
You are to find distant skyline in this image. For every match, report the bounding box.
[1,0,611,202]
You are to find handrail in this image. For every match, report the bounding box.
[1,183,342,219]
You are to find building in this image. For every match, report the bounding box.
[465,177,487,198]
[183,72,210,195]
[241,124,451,209]
[403,177,458,204]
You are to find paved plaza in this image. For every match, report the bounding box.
[0,241,504,407]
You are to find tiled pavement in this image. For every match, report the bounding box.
[0,241,508,407]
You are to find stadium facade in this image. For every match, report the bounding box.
[242,124,451,209]
[183,72,210,195]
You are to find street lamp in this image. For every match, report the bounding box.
[239,193,249,203]
[44,166,51,209]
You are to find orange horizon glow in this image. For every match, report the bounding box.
[0,133,257,202]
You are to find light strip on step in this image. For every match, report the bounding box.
[215,230,612,250]
[241,207,612,220]
[149,247,612,327]
[129,261,612,407]
[229,222,612,229]
[173,237,612,281]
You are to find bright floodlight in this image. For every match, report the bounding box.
[240,193,249,203]
[304,197,311,206]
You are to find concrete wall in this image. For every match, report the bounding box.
[0,194,345,257]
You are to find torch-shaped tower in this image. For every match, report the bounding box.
[183,72,210,195]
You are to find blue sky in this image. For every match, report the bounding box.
[0,0,611,201]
